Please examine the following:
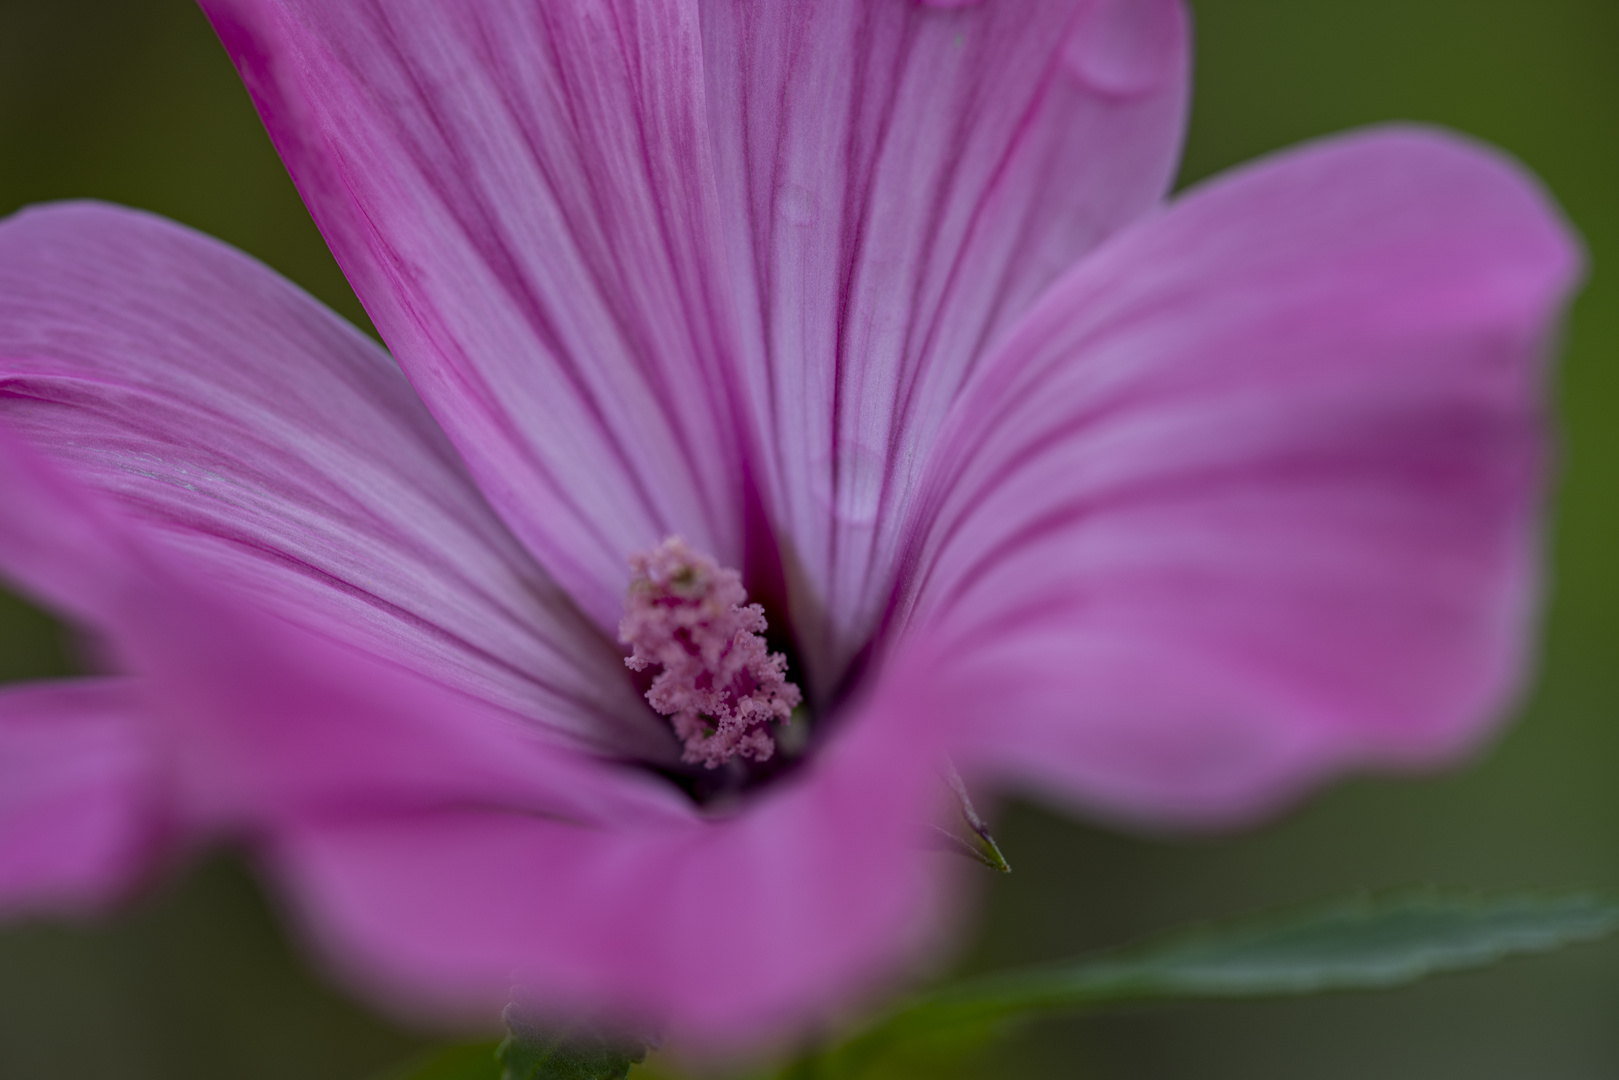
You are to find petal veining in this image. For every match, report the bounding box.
[0,419,683,830]
[203,0,752,629]
[0,202,663,758]
[700,0,1189,687]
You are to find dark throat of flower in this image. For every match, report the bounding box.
[618,537,1009,869]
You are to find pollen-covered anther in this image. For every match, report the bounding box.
[619,537,802,769]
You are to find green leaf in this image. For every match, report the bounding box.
[368,1042,503,1080]
[498,1013,648,1080]
[805,890,1619,1077]
[932,890,1619,1016]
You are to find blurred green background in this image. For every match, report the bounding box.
[1,1,1615,1077]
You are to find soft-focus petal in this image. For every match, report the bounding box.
[0,392,146,630]
[903,129,1579,825]
[202,0,751,628]
[0,202,663,757]
[122,561,685,832]
[0,369,932,1041]
[701,0,1189,685]
[266,663,952,1046]
[0,420,680,831]
[0,680,163,916]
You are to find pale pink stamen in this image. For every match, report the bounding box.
[619,537,802,769]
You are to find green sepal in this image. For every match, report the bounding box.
[498,1010,649,1080]
[940,765,1011,874]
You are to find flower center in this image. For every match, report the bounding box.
[619,537,802,769]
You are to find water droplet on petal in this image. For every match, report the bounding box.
[1064,0,1185,97]
[775,183,819,228]
[811,442,886,528]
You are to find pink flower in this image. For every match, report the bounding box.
[0,0,1579,1049]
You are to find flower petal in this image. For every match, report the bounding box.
[0,679,163,916]
[0,419,679,832]
[0,202,664,757]
[265,665,952,1046]
[700,0,1190,684]
[202,0,751,627]
[902,129,1580,825]
[0,394,915,1039]
[122,559,685,832]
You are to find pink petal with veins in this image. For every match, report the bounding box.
[0,0,1581,1049]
